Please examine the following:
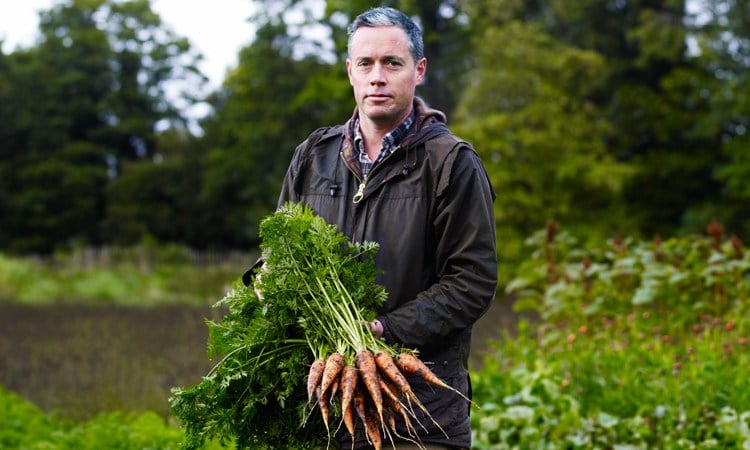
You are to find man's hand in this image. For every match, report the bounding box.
[369,319,384,339]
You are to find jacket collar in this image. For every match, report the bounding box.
[341,97,450,172]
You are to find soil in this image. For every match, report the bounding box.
[0,296,531,420]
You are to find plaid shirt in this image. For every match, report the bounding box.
[353,110,415,179]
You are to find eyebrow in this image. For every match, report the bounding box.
[355,55,407,64]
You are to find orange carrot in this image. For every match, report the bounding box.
[307,358,325,403]
[341,398,356,439]
[395,352,472,402]
[379,376,420,438]
[320,352,346,395]
[363,405,383,450]
[330,374,340,399]
[393,352,452,439]
[317,383,332,434]
[374,350,411,396]
[355,349,383,422]
[339,364,359,438]
[394,352,447,388]
[353,386,369,444]
[353,385,368,424]
[375,350,424,424]
[377,376,402,412]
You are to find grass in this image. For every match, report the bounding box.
[0,244,255,306]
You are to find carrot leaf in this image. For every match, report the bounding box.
[170,202,392,449]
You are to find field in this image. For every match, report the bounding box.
[0,296,519,423]
[3,225,750,448]
[0,303,216,421]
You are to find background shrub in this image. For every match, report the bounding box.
[471,221,750,449]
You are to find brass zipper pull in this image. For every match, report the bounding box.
[352,181,366,204]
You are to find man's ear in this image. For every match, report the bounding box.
[346,59,354,86]
[415,57,427,85]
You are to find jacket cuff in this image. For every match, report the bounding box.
[378,315,395,344]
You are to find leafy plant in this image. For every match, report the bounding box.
[508,220,750,333]
[0,386,210,449]
[169,203,389,449]
[470,221,750,449]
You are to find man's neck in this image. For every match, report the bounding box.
[358,109,413,159]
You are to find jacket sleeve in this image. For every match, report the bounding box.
[379,146,498,349]
[246,130,318,284]
[277,144,304,207]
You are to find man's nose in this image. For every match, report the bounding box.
[369,64,386,85]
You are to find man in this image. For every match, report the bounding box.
[275,7,497,450]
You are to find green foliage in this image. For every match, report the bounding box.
[0,386,224,449]
[0,0,205,253]
[0,386,57,449]
[255,203,387,352]
[470,224,750,448]
[0,244,247,306]
[472,338,750,449]
[509,221,750,329]
[170,203,387,449]
[453,19,633,281]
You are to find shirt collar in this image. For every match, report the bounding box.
[353,109,416,157]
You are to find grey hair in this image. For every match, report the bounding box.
[347,7,424,62]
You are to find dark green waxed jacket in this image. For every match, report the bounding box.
[277,97,498,449]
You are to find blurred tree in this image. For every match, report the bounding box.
[705,0,750,237]
[452,18,633,269]
[103,128,209,247]
[458,0,744,246]
[93,0,205,165]
[598,0,725,238]
[0,2,113,252]
[198,3,352,248]
[0,0,205,252]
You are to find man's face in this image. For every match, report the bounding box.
[346,25,426,130]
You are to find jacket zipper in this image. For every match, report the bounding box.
[350,146,402,204]
[352,181,366,204]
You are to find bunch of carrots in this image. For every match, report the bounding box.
[306,347,470,449]
[297,271,466,449]
[255,203,469,449]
